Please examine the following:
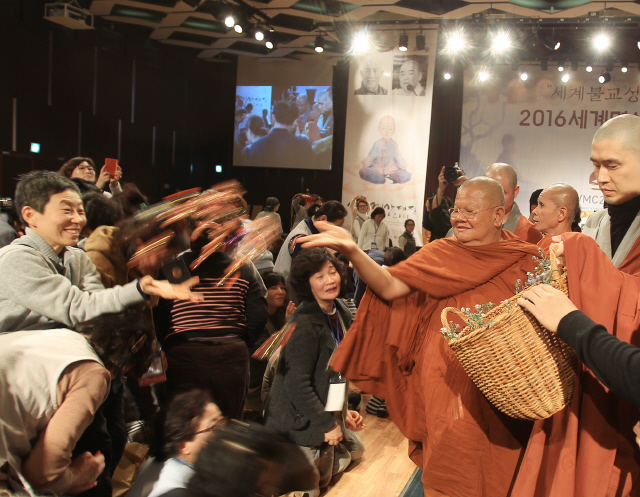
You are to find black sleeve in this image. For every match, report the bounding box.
[242,265,268,348]
[152,298,173,345]
[557,310,640,408]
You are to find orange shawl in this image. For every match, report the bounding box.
[331,231,540,497]
[513,232,640,497]
[515,213,543,245]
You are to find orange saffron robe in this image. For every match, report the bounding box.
[331,231,539,497]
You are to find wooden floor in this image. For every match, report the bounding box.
[322,413,417,497]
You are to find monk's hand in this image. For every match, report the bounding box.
[139,276,204,302]
[324,422,344,446]
[517,284,577,332]
[298,221,359,257]
[345,410,366,432]
[634,421,640,449]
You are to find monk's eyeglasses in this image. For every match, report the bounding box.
[448,206,502,220]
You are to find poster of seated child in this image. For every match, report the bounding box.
[359,115,411,185]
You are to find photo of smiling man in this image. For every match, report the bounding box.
[392,56,427,96]
[354,57,388,96]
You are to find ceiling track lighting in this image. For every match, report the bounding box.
[314,34,324,53]
[599,71,611,84]
[416,33,426,51]
[520,71,528,81]
[621,62,628,73]
[558,62,565,72]
[399,33,408,52]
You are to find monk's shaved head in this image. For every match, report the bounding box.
[484,163,517,191]
[543,184,580,222]
[593,114,640,158]
[458,176,505,207]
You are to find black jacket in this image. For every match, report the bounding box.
[264,299,353,447]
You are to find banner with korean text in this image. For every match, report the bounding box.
[341,30,439,246]
[460,65,640,213]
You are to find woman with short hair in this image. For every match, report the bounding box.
[357,206,389,252]
[398,218,417,256]
[59,157,122,195]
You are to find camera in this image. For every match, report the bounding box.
[0,198,13,213]
[444,162,461,183]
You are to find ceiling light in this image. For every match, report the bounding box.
[554,41,561,50]
[224,15,234,28]
[444,72,452,80]
[491,31,512,54]
[255,30,264,41]
[558,62,564,72]
[478,70,489,82]
[622,63,628,73]
[520,71,528,81]
[416,34,426,51]
[351,31,371,54]
[561,73,570,83]
[445,30,466,54]
[399,33,408,52]
[234,23,243,33]
[265,40,274,49]
[594,33,610,51]
[586,64,593,72]
[637,41,640,50]
[314,35,324,53]
[599,71,611,84]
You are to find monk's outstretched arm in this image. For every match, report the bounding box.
[298,221,412,301]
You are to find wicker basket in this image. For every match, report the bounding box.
[440,252,577,420]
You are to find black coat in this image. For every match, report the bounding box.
[264,299,353,447]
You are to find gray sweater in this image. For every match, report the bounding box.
[0,228,144,332]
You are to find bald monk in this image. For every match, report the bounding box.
[512,114,640,496]
[531,184,580,252]
[300,177,540,497]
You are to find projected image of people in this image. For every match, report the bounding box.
[392,56,427,96]
[359,115,411,184]
[234,85,333,169]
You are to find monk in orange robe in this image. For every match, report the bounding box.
[300,177,540,497]
[511,113,640,496]
[531,184,580,252]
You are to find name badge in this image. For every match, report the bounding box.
[370,242,378,250]
[325,372,346,412]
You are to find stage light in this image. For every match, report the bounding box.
[445,30,466,54]
[561,73,570,83]
[478,70,489,82]
[622,63,628,73]
[491,31,512,54]
[314,35,324,53]
[558,62,565,72]
[399,33,408,52]
[30,143,40,153]
[444,72,452,80]
[599,71,611,84]
[637,41,640,50]
[234,23,243,33]
[586,64,593,72]
[224,15,234,27]
[520,71,528,81]
[265,39,274,49]
[416,34,426,51]
[594,33,610,51]
[255,30,264,41]
[351,31,371,54]
[554,41,561,51]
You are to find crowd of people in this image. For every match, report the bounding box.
[2,112,640,497]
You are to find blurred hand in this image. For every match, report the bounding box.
[297,221,359,257]
[345,410,366,432]
[516,284,577,332]
[139,276,204,302]
[95,166,111,190]
[324,422,343,446]
[437,166,448,191]
[110,165,122,184]
[285,301,296,321]
[67,452,105,495]
[634,421,640,449]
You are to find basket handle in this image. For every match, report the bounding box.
[440,306,468,332]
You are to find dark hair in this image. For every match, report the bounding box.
[58,157,96,178]
[273,101,298,126]
[306,202,321,218]
[247,115,266,136]
[164,390,213,459]
[529,189,543,208]
[370,207,385,219]
[82,192,125,233]
[71,178,101,195]
[264,197,280,212]
[73,305,154,378]
[112,183,148,218]
[312,200,347,223]
[262,271,286,289]
[288,248,346,303]
[15,170,80,223]
[383,247,407,267]
[404,218,415,228]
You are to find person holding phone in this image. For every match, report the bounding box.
[59,157,123,196]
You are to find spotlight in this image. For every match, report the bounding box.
[265,40,274,49]
[255,30,264,41]
[541,60,548,71]
[554,41,561,51]
[234,23,243,33]
[638,41,640,50]
[622,63,628,73]
[445,30,467,54]
[399,33,408,52]
[558,62,565,72]
[599,71,611,84]
[594,33,610,51]
[586,64,593,72]
[224,15,235,28]
[478,70,489,82]
[541,30,561,52]
[520,71,528,81]
[351,31,371,54]
[314,35,324,53]
[416,34,426,51]
[491,31,512,54]
[561,73,570,83]
[444,72,452,80]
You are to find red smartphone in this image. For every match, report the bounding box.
[105,158,118,177]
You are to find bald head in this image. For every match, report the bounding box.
[593,114,640,157]
[531,184,580,236]
[484,163,519,215]
[452,177,506,246]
